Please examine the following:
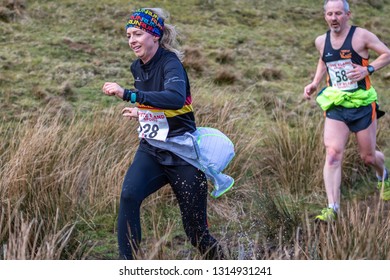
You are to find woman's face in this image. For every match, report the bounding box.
[127,27,159,63]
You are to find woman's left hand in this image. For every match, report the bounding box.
[122,107,139,119]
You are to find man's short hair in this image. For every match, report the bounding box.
[323,0,350,12]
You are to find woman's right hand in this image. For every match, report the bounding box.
[122,107,139,119]
[102,82,124,99]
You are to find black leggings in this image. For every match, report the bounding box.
[118,149,222,259]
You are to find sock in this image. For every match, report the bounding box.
[377,168,388,181]
[328,203,339,213]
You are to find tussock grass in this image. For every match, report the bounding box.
[182,46,206,74]
[229,194,390,260]
[0,203,86,260]
[260,112,325,197]
[213,68,238,85]
[1,0,389,260]
[0,106,139,259]
[1,99,389,259]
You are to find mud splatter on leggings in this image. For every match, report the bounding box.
[117,149,223,259]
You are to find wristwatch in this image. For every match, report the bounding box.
[123,88,138,104]
[130,92,137,104]
[367,65,375,75]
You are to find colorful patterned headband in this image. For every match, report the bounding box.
[125,8,164,38]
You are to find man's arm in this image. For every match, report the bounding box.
[303,35,327,99]
[348,28,390,81]
[365,30,390,71]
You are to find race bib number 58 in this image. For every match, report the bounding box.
[138,110,169,142]
[327,59,358,91]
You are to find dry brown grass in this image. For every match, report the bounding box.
[1,86,389,260]
[0,105,138,259]
[182,47,207,74]
[213,68,239,85]
[1,202,83,260]
[1,0,389,260]
[0,0,26,22]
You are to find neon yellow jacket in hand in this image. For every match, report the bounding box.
[316,86,377,111]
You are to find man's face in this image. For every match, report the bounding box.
[324,0,351,33]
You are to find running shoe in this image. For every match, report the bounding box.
[377,168,390,201]
[315,207,337,222]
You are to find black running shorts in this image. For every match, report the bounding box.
[325,102,378,133]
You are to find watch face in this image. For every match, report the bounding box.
[367,65,375,74]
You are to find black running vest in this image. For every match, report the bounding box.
[322,26,371,90]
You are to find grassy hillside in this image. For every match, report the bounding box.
[1,0,390,116]
[1,0,390,259]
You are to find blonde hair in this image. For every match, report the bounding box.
[146,8,184,61]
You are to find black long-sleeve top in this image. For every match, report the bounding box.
[131,47,196,137]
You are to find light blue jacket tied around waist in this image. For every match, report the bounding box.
[145,127,235,198]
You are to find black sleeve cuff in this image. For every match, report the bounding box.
[123,89,132,102]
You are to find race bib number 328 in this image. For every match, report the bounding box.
[137,110,169,142]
